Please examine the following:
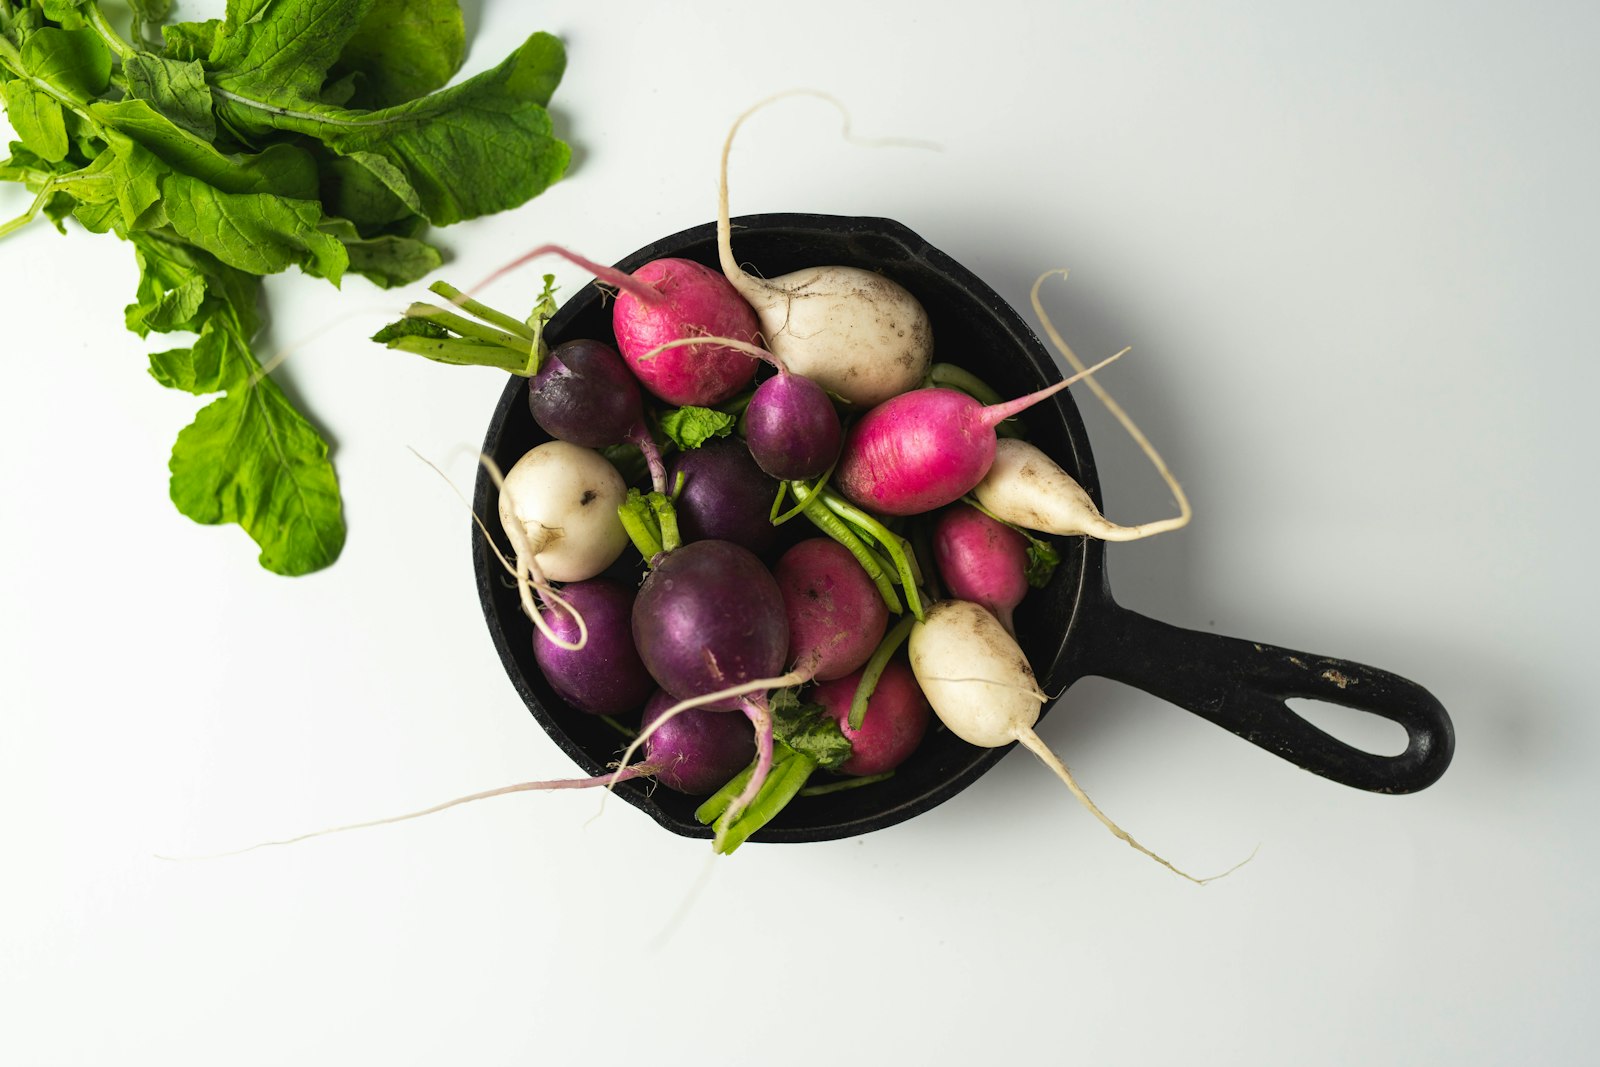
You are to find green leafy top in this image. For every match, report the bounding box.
[657,405,738,451]
[769,687,853,771]
[1,0,571,575]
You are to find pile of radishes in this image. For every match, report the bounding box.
[363,99,1215,878]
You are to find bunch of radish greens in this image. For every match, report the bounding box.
[345,98,1218,880]
[0,0,569,574]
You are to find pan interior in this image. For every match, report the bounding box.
[473,214,1100,841]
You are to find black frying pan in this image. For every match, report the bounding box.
[473,214,1455,842]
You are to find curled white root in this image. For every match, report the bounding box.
[1029,271,1192,537]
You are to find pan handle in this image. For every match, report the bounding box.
[1071,603,1454,793]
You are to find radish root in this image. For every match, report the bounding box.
[157,767,653,860]
[1011,728,1240,885]
[479,453,587,653]
[1029,272,1192,538]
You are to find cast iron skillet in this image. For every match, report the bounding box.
[473,213,1455,843]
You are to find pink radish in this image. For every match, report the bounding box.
[931,504,1030,635]
[469,245,760,407]
[834,349,1124,516]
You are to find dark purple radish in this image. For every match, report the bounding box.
[613,258,760,406]
[669,438,780,559]
[632,540,788,701]
[533,579,654,716]
[620,539,796,836]
[528,338,668,493]
[639,690,758,794]
[813,658,930,777]
[745,372,842,480]
[834,350,1124,516]
[773,539,888,681]
[624,334,842,482]
[931,505,1030,636]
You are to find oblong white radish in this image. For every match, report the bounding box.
[716,94,933,407]
[724,263,933,407]
[497,441,628,583]
[908,600,1045,746]
[909,599,1219,884]
[974,438,1188,541]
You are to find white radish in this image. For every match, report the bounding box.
[716,92,934,406]
[908,599,1222,884]
[494,442,628,651]
[982,271,1192,541]
[974,437,1189,540]
[497,441,628,582]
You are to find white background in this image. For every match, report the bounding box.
[4,2,1596,1064]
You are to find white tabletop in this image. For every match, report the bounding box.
[4,2,1595,1064]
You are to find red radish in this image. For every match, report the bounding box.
[611,258,761,405]
[468,244,761,407]
[812,658,929,776]
[773,539,889,681]
[834,349,1123,516]
[931,505,1030,635]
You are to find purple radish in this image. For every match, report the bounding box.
[744,371,842,480]
[834,350,1122,516]
[639,689,758,794]
[773,538,888,681]
[620,334,842,482]
[528,338,668,492]
[812,658,930,777]
[533,579,654,716]
[612,258,760,406]
[632,540,789,702]
[931,505,1030,636]
[669,437,780,559]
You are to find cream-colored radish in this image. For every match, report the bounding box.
[974,437,1189,541]
[982,271,1192,541]
[909,600,1221,884]
[494,442,628,651]
[716,92,933,406]
[497,442,628,582]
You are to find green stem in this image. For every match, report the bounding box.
[848,615,916,730]
[84,2,138,62]
[0,180,54,241]
[598,715,637,741]
[0,30,24,75]
[791,481,902,615]
[405,302,531,352]
[617,499,664,562]
[695,746,798,825]
[799,771,894,797]
[715,748,817,854]
[381,334,533,375]
[647,491,681,554]
[428,281,536,340]
[817,490,925,621]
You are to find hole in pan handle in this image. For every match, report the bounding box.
[1073,603,1455,794]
